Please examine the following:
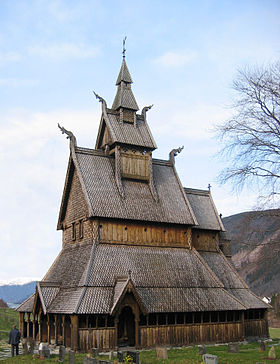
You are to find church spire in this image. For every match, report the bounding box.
[112,39,139,111]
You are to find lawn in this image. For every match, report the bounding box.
[0,308,19,340]
[270,327,280,339]
[2,341,280,363]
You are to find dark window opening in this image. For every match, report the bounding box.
[249,310,254,320]
[167,313,175,325]
[107,315,115,327]
[139,314,147,326]
[158,314,166,325]
[227,311,234,322]
[79,316,87,328]
[177,313,184,324]
[186,313,193,324]
[88,316,96,328]
[211,311,218,323]
[194,312,201,323]
[148,314,156,326]
[97,315,106,328]
[219,312,226,322]
[203,312,210,323]
[244,311,248,320]
[79,220,83,239]
[72,222,76,241]
[260,310,265,319]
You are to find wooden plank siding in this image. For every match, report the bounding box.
[79,328,115,351]
[99,220,192,248]
[192,230,219,251]
[244,320,268,337]
[140,322,243,348]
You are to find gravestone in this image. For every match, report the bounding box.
[268,346,276,359]
[202,353,218,364]
[127,350,139,364]
[28,338,35,354]
[69,350,76,363]
[228,342,239,353]
[92,348,98,357]
[22,339,28,355]
[117,351,124,362]
[156,346,168,359]
[42,346,50,358]
[260,341,266,352]
[59,345,66,362]
[109,351,114,360]
[198,345,207,355]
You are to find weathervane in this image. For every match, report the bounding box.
[122,36,127,58]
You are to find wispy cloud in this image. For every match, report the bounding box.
[28,42,100,60]
[153,49,197,67]
[0,51,21,63]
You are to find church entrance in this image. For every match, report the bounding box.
[118,306,135,347]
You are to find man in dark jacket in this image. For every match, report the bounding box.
[8,325,21,356]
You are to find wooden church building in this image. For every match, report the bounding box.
[18,53,269,351]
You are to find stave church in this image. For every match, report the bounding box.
[17,50,269,351]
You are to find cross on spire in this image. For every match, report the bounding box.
[122,36,127,59]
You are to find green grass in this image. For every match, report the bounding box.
[2,341,280,363]
[0,308,19,340]
[270,327,280,339]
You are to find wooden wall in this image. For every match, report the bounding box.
[79,328,115,351]
[99,219,192,248]
[192,230,219,251]
[121,150,150,181]
[244,320,268,337]
[140,322,243,348]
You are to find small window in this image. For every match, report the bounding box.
[203,312,210,323]
[72,222,76,241]
[219,311,226,322]
[211,311,218,323]
[227,311,234,322]
[167,313,175,325]
[148,314,156,326]
[194,312,201,323]
[177,313,184,324]
[79,220,83,239]
[107,316,114,327]
[97,315,106,328]
[158,314,166,326]
[139,314,147,326]
[186,313,193,324]
[88,315,96,328]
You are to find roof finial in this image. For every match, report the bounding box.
[208,183,212,191]
[122,36,127,59]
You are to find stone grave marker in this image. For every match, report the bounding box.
[260,341,266,352]
[156,346,168,359]
[69,350,76,363]
[109,350,114,360]
[127,350,139,364]
[268,346,276,359]
[228,342,239,353]
[117,351,124,362]
[198,345,207,355]
[42,346,50,359]
[22,339,28,355]
[92,348,98,357]
[28,338,35,354]
[59,345,66,362]
[202,353,218,364]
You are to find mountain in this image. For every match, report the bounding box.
[0,281,36,306]
[223,209,280,297]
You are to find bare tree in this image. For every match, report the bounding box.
[216,61,280,204]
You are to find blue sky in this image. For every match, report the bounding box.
[0,0,279,281]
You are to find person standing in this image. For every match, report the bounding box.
[8,325,21,357]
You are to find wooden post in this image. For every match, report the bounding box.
[27,313,30,338]
[32,319,36,340]
[38,309,42,342]
[19,312,24,337]
[114,317,118,350]
[241,311,245,340]
[54,315,58,344]
[264,310,269,337]
[70,315,79,351]
[62,315,65,346]
[135,312,140,349]
[47,314,51,343]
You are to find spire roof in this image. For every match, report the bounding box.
[112,59,139,111]
[116,59,133,85]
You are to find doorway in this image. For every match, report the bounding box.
[118,306,135,347]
